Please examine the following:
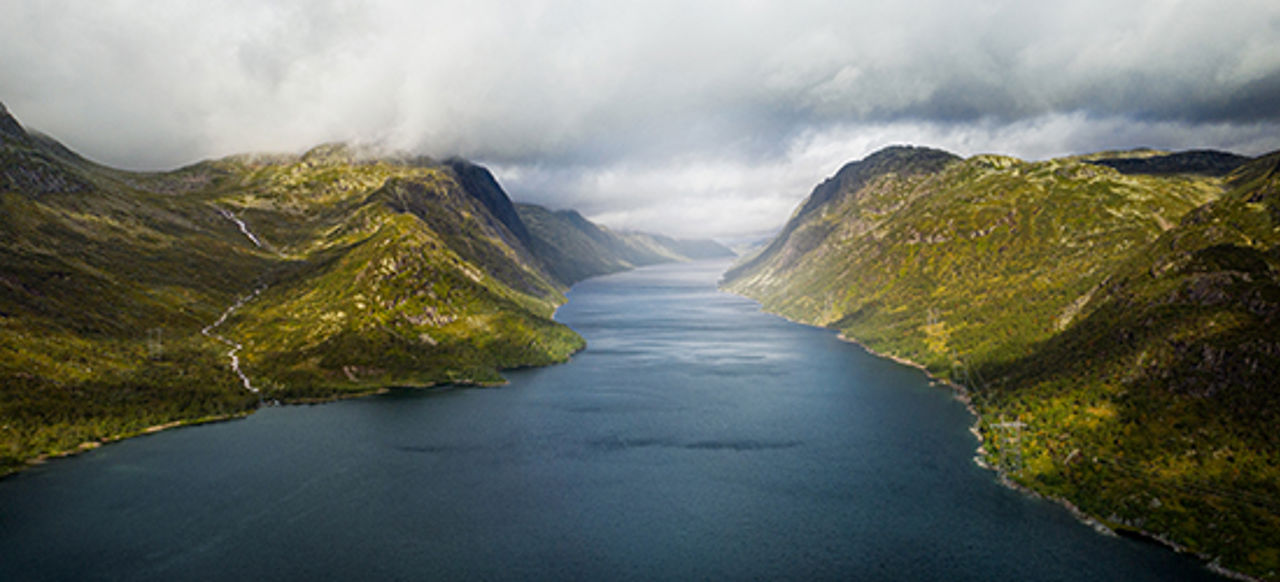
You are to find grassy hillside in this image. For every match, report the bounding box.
[722,145,1279,579]
[199,150,586,399]
[0,105,603,475]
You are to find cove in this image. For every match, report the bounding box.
[0,260,1224,581]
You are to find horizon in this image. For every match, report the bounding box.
[4,0,1279,239]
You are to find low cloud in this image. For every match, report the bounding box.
[498,113,1280,239]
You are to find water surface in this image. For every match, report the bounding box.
[0,260,1222,580]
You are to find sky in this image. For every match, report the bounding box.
[2,0,1279,240]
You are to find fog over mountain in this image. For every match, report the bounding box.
[3,0,1278,238]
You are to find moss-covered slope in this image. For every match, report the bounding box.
[722,145,1278,579]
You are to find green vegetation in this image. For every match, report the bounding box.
[0,102,734,477]
[723,146,1280,580]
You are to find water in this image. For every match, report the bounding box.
[0,260,1223,581]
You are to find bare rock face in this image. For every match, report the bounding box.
[1,158,89,194]
[0,105,89,195]
[446,158,533,247]
[0,102,31,145]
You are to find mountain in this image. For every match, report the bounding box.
[517,204,734,285]
[0,103,28,144]
[0,103,710,476]
[1086,149,1251,176]
[722,145,1279,579]
[615,230,736,262]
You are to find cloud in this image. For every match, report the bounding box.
[496,113,1280,239]
[2,0,1279,238]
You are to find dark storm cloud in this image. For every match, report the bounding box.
[2,0,1278,238]
[1162,70,1280,123]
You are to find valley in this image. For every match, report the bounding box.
[4,3,1277,580]
[2,100,1277,579]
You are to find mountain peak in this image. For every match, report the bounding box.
[724,144,962,282]
[858,145,962,173]
[0,101,31,145]
[797,145,960,220]
[300,142,356,166]
[444,158,533,246]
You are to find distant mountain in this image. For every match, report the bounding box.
[722,145,1279,579]
[517,204,733,285]
[1085,149,1251,176]
[725,236,772,258]
[0,103,709,475]
[616,231,736,262]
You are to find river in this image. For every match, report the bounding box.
[0,260,1223,580]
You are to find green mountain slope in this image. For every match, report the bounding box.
[198,149,584,400]
[0,104,685,475]
[722,145,1278,579]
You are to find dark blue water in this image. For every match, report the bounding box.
[0,260,1222,581]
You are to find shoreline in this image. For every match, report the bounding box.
[4,281,592,480]
[5,363,568,478]
[723,291,1257,582]
[829,331,1258,581]
[4,376,516,480]
[5,410,255,480]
